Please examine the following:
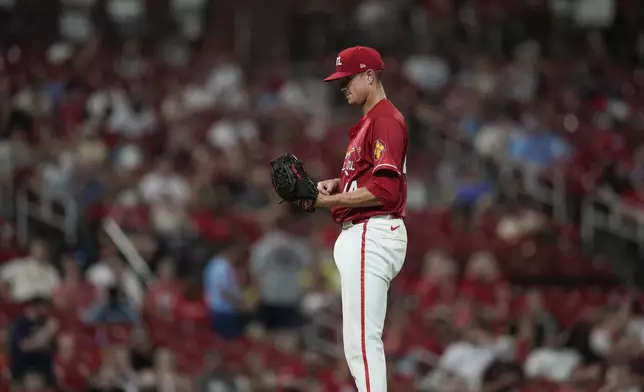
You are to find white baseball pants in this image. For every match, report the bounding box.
[333,215,407,392]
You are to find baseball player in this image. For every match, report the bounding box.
[314,46,408,392]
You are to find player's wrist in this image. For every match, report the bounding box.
[316,193,333,208]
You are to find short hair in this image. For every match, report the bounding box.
[373,69,383,83]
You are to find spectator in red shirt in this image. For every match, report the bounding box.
[52,253,97,319]
[458,251,510,320]
[54,332,90,391]
[416,249,457,310]
[145,257,181,319]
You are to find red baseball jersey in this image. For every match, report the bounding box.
[332,99,408,224]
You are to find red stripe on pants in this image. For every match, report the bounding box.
[360,222,372,392]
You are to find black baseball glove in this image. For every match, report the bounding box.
[270,153,319,213]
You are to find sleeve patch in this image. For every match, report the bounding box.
[373,139,386,161]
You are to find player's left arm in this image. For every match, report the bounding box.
[316,117,405,209]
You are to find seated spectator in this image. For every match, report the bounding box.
[237,349,274,391]
[175,279,208,325]
[423,316,512,392]
[506,120,571,169]
[250,218,312,334]
[54,332,91,391]
[451,161,493,229]
[9,297,58,388]
[153,348,190,392]
[129,329,156,372]
[139,158,190,207]
[496,201,545,244]
[112,344,137,389]
[0,238,60,302]
[86,363,127,392]
[204,243,249,340]
[458,252,510,319]
[52,253,97,318]
[300,266,336,319]
[105,190,150,232]
[524,344,582,383]
[194,352,239,392]
[84,285,141,325]
[87,245,144,307]
[589,299,637,359]
[145,257,181,319]
[416,250,457,310]
[136,369,158,392]
[510,290,560,361]
[150,194,190,238]
[473,116,512,161]
[518,292,581,383]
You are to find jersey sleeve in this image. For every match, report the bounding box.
[370,117,406,176]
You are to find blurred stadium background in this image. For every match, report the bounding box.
[1,0,644,391]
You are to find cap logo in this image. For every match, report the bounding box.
[336,56,342,67]
[360,63,366,69]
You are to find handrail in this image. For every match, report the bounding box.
[15,180,154,286]
[15,185,77,246]
[432,130,568,222]
[581,191,644,256]
[429,123,644,260]
[102,217,154,286]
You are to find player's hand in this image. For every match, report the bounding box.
[317,179,340,196]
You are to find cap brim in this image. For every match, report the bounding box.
[324,71,355,82]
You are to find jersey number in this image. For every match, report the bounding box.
[342,156,405,194]
[343,180,358,193]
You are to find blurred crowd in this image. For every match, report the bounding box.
[2,0,644,391]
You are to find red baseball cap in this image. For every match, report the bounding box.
[324,46,385,82]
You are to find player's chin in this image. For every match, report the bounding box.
[345,95,359,105]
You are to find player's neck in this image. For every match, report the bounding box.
[362,86,387,116]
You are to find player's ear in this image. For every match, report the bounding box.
[369,69,378,84]
[367,70,375,85]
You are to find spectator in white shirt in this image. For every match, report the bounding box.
[139,158,190,207]
[250,219,313,333]
[424,316,513,392]
[589,299,643,359]
[12,72,54,119]
[87,245,144,307]
[109,93,158,139]
[0,238,60,302]
[86,75,129,123]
